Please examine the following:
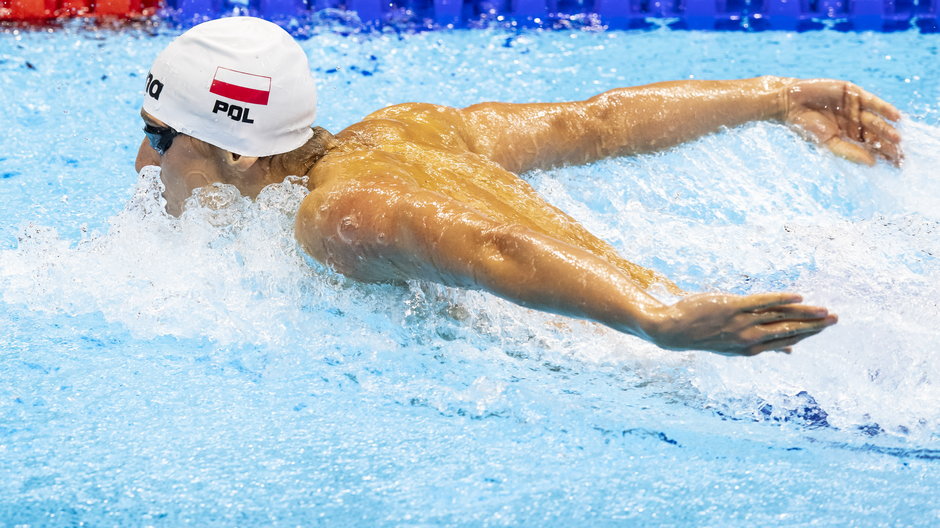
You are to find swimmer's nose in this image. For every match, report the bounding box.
[135,137,161,173]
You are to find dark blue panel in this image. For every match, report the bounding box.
[153,0,934,31]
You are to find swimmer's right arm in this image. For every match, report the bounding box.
[295,180,837,355]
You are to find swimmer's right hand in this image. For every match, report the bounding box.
[647,292,838,356]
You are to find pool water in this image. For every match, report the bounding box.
[1,22,939,525]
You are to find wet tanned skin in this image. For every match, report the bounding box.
[143,76,902,356]
[306,106,676,291]
[293,77,900,355]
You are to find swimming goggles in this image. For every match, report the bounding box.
[143,123,180,155]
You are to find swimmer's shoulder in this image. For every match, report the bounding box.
[363,102,462,125]
[353,102,470,151]
[309,142,417,188]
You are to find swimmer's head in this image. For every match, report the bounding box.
[142,16,317,157]
[137,17,331,216]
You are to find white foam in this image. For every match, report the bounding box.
[1,122,938,441]
[0,168,327,346]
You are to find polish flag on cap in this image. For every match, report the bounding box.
[209,66,272,106]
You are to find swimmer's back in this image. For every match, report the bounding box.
[301,102,672,290]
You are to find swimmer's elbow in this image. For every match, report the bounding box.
[459,224,543,296]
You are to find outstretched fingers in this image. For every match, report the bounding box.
[825,136,876,166]
[749,303,830,324]
[791,81,904,167]
[726,292,838,355]
[743,328,828,356]
[740,316,838,355]
[861,110,902,143]
[760,316,839,338]
[846,84,903,165]
[734,292,803,311]
[859,86,902,122]
[861,110,903,165]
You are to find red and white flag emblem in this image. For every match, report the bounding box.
[209,67,272,105]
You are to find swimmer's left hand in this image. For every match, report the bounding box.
[781,79,903,167]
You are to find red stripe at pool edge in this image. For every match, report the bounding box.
[209,80,270,105]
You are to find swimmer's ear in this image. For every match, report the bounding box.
[223,151,260,172]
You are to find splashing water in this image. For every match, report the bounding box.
[1,25,938,526]
[532,120,940,442]
[3,123,938,441]
[2,169,314,344]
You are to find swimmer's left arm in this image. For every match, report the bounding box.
[454,76,902,172]
[781,78,902,166]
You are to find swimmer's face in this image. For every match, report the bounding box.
[136,110,226,217]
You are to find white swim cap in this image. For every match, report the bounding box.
[142,17,317,157]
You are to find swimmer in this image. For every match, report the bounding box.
[136,17,902,356]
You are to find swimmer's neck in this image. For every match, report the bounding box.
[299,126,380,191]
[254,126,342,191]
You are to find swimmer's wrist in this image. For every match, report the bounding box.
[637,304,673,349]
[621,301,673,346]
[758,75,797,122]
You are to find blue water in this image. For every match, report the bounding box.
[1,22,939,525]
